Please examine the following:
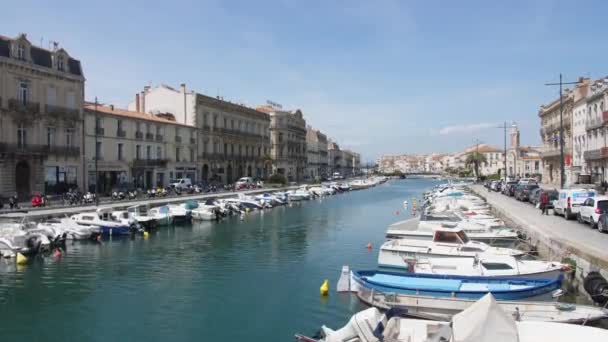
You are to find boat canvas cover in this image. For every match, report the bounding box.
[452,293,519,342]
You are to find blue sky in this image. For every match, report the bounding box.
[5,0,608,161]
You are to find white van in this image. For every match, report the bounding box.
[553,188,596,220]
[171,178,192,190]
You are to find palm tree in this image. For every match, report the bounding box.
[465,152,488,178]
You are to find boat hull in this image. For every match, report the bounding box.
[99,225,132,236]
[356,288,608,324]
[353,270,562,301]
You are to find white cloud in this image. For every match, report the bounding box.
[438,122,499,135]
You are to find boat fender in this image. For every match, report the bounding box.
[53,249,62,258]
[16,253,27,265]
[143,231,149,239]
[583,271,608,305]
[367,243,372,250]
[320,279,329,296]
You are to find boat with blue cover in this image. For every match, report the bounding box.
[352,270,562,301]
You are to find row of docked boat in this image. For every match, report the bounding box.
[296,181,608,341]
[0,177,389,259]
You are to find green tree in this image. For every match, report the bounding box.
[465,152,488,178]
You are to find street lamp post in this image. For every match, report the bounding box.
[94,97,99,206]
[545,75,583,188]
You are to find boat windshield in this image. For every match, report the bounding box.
[456,230,470,243]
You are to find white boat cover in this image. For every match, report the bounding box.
[452,293,519,342]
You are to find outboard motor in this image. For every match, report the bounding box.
[583,271,608,305]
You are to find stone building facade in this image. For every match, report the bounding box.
[129,84,271,184]
[306,126,328,180]
[258,105,307,182]
[539,89,574,187]
[0,33,84,199]
[84,103,197,193]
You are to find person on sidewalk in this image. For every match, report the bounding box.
[540,190,549,215]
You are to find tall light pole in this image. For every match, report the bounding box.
[94,97,99,206]
[545,75,583,188]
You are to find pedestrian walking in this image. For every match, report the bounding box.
[540,190,549,215]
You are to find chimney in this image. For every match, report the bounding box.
[110,104,114,111]
[181,83,187,124]
[135,93,140,112]
[180,83,186,93]
[140,91,146,113]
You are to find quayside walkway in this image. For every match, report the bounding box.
[470,185,608,269]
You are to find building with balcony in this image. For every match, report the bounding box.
[306,126,328,180]
[258,104,307,182]
[0,33,84,199]
[84,103,197,193]
[328,140,343,176]
[571,78,591,182]
[129,84,271,184]
[582,80,608,184]
[539,87,574,187]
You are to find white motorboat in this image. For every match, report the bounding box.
[37,217,99,240]
[71,208,132,236]
[165,204,192,223]
[355,284,608,324]
[404,255,565,279]
[298,294,608,342]
[255,193,286,206]
[148,206,174,226]
[126,204,158,229]
[192,203,221,221]
[386,218,518,247]
[287,189,311,201]
[0,221,50,257]
[378,228,526,269]
[225,196,264,210]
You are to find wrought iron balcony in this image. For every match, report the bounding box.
[96,127,105,136]
[155,134,163,142]
[0,143,80,157]
[135,131,144,140]
[132,158,169,168]
[45,104,80,121]
[584,148,608,160]
[117,129,126,138]
[190,137,196,144]
[8,99,40,114]
[145,132,154,140]
[175,136,182,143]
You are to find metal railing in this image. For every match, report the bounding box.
[135,131,144,139]
[155,134,163,142]
[45,104,80,121]
[175,136,182,143]
[0,143,80,156]
[8,99,40,114]
[145,132,154,140]
[96,127,105,136]
[131,159,169,167]
[117,129,126,137]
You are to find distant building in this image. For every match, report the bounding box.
[506,123,542,179]
[306,126,328,180]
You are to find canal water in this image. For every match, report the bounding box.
[0,179,437,341]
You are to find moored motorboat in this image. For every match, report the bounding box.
[351,269,562,301]
[70,209,132,236]
[356,285,608,324]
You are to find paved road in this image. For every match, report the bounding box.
[470,185,608,264]
[0,186,297,219]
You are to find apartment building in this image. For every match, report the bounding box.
[84,103,197,193]
[0,33,84,199]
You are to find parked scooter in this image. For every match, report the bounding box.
[31,193,46,207]
[8,194,19,209]
[127,190,138,200]
[83,192,95,204]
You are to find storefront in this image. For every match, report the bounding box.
[45,165,78,194]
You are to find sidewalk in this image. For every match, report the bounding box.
[470,185,608,267]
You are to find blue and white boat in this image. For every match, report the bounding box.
[70,208,132,236]
[352,270,562,301]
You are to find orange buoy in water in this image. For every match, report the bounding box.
[53,249,62,258]
[367,242,372,249]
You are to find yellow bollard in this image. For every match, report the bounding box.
[16,252,28,265]
[320,279,329,296]
[143,231,149,239]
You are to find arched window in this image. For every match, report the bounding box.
[17,44,25,60]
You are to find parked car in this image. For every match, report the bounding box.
[502,181,518,196]
[577,196,608,228]
[514,184,539,202]
[553,188,596,220]
[596,213,608,233]
[235,177,254,190]
[518,178,538,186]
[171,178,192,191]
[529,188,542,205]
[491,180,503,191]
